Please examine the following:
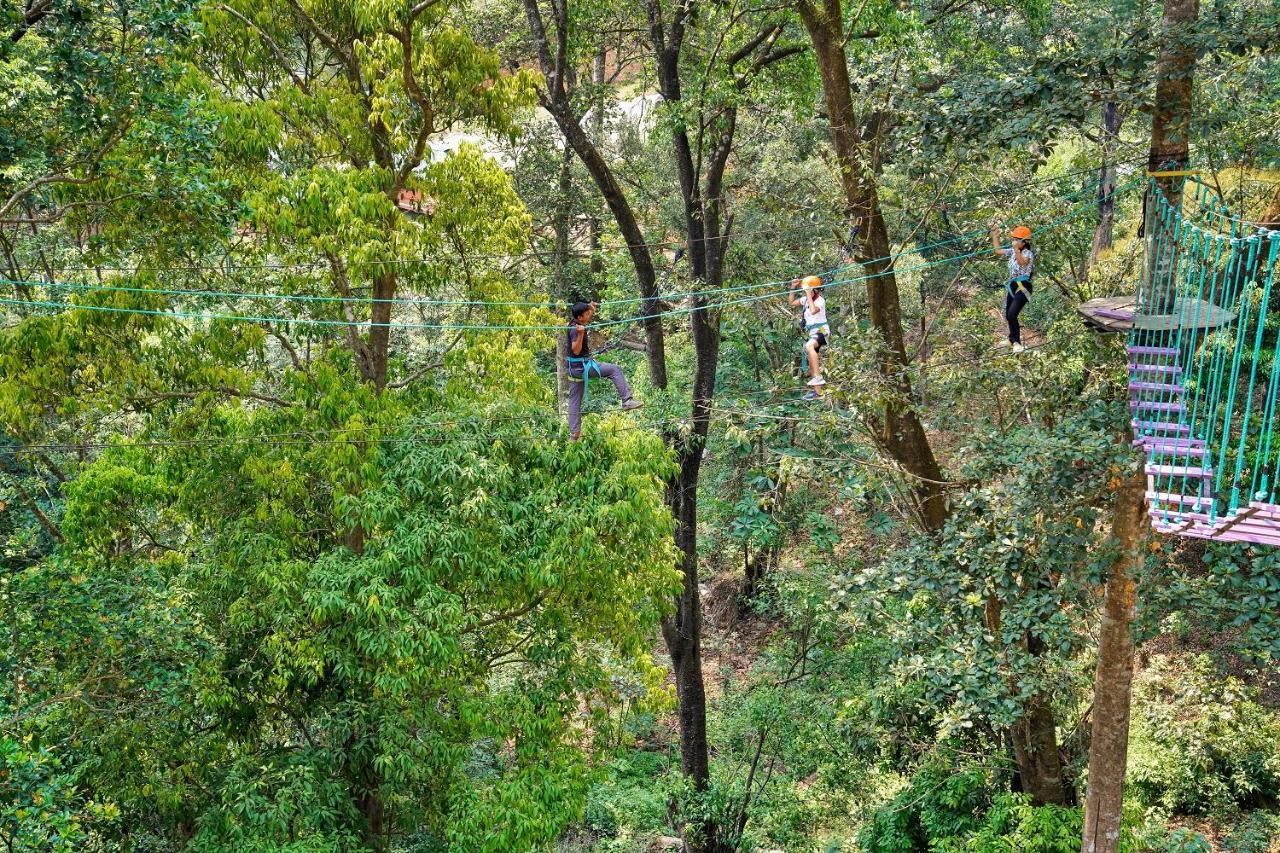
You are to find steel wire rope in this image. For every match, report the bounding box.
[0,177,1139,332]
[5,163,1136,313]
[4,175,1124,312]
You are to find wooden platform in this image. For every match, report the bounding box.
[1078,295,1237,334]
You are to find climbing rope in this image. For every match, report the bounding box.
[1129,175,1280,544]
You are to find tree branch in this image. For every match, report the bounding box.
[9,0,54,43]
[128,386,298,408]
[216,4,311,93]
[4,474,64,542]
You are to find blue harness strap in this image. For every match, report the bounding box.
[1006,275,1033,297]
[567,355,601,406]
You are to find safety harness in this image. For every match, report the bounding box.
[566,355,601,406]
[1005,274,1033,298]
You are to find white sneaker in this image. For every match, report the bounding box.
[621,398,644,411]
[807,376,827,386]
[1011,343,1026,353]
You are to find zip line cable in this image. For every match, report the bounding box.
[5,169,1128,313]
[6,177,1115,310]
[1,177,1139,333]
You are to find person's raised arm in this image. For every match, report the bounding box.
[788,278,804,307]
[990,221,1006,256]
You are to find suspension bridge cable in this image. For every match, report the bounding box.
[1,178,1139,333]
[4,176,1125,312]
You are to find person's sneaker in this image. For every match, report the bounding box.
[621,398,645,411]
[802,390,821,401]
[1011,343,1026,353]
[806,376,827,386]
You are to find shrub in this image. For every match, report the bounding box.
[1128,655,1280,818]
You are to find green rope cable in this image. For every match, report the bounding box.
[2,182,1131,334]
[1164,202,1195,515]
[1162,226,1206,492]
[1179,226,1226,512]
[1209,235,1259,517]
[1248,238,1280,503]
[1228,235,1273,512]
[3,176,1123,311]
[1200,230,1246,512]
[1144,194,1176,517]
[1259,238,1280,502]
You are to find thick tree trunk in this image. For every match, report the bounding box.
[662,295,722,852]
[984,595,1069,805]
[1010,658,1069,806]
[797,0,947,532]
[1083,2,1198,840]
[1148,0,1197,185]
[1143,0,1198,315]
[1081,468,1146,852]
[548,107,668,389]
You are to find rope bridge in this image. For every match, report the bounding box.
[1125,177,1280,544]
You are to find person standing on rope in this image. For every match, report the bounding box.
[789,275,830,400]
[989,222,1035,352]
[566,301,643,441]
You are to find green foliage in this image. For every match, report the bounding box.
[858,751,1002,851]
[1128,655,1280,818]
[580,751,671,845]
[946,794,1083,852]
[1224,810,1280,853]
[0,736,116,851]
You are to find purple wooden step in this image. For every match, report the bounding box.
[1153,522,1280,546]
[1153,516,1280,546]
[1129,381,1184,394]
[1132,419,1191,434]
[1096,308,1134,320]
[1146,491,1212,506]
[1146,463,1213,479]
[1142,438,1207,452]
[1129,363,1183,375]
[1147,444,1208,458]
[1148,498,1280,545]
[1127,345,1179,357]
[1130,401,1186,413]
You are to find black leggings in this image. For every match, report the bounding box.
[1005,286,1031,344]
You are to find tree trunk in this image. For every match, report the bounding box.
[662,292,722,852]
[797,0,948,533]
[984,593,1069,805]
[522,0,668,389]
[1080,467,1146,853]
[1143,0,1198,315]
[1010,661,1069,805]
[1087,102,1126,273]
[589,49,606,276]
[1148,0,1198,185]
[552,144,575,414]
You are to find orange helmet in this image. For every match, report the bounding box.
[1011,225,1032,240]
[802,275,822,289]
